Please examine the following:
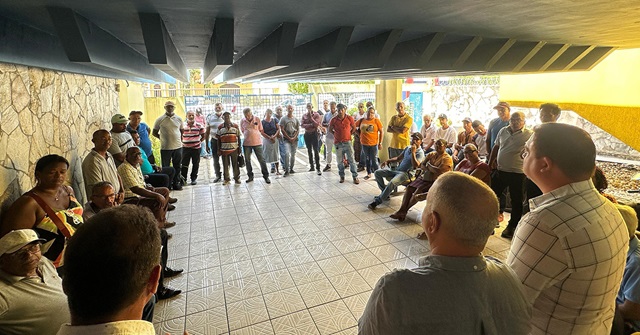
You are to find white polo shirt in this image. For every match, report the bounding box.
[153,113,183,150]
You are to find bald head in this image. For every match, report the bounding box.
[424,172,499,248]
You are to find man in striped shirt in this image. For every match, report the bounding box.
[180,110,205,185]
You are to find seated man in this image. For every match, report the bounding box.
[389,139,452,223]
[359,172,531,334]
[455,144,491,185]
[129,129,176,189]
[615,204,640,334]
[368,133,425,210]
[0,229,69,335]
[82,182,182,301]
[117,147,175,229]
[58,205,166,334]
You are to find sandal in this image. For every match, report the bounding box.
[416,232,427,240]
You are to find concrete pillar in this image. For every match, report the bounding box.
[375,79,403,161]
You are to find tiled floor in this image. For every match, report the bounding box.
[155,151,512,334]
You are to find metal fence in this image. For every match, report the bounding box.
[317,92,376,112]
[184,94,313,124]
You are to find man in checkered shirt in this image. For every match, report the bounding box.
[508,123,628,334]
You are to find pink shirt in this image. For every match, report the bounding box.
[240,115,264,147]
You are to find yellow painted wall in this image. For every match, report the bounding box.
[117,80,145,116]
[499,48,640,151]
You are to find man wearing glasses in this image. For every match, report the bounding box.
[487,111,533,239]
[0,229,69,335]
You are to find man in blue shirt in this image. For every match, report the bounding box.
[368,133,425,210]
[126,111,154,163]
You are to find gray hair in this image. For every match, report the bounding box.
[424,172,498,248]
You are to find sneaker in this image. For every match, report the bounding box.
[213,177,222,183]
[322,165,331,172]
[353,177,360,185]
[284,171,290,177]
[264,177,271,184]
[246,177,254,183]
[190,180,197,185]
[339,177,345,183]
[317,170,322,176]
[308,167,315,172]
[289,169,295,174]
[368,202,377,210]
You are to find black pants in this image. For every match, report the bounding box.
[146,166,175,188]
[161,148,183,187]
[491,170,526,230]
[181,147,201,182]
[159,228,169,289]
[304,132,320,170]
[210,138,222,178]
[523,178,542,214]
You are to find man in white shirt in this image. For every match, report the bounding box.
[434,113,457,154]
[471,120,488,159]
[420,114,436,152]
[0,229,69,335]
[57,205,163,335]
[508,123,628,335]
[152,101,184,190]
[108,114,135,166]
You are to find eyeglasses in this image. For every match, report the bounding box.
[8,242,41,259]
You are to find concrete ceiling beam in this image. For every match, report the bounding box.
[46,7,174,82]
[245,26,354,81]
[138,12,188,82]
[203,18,234,82]
[570,46,616,71]
[490,41,546,72]
[223,22,299,81]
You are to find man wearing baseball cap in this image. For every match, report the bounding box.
[126,110,155,164]
[152,101,184,190]
[0,229,70,335]
[108,113,135,166]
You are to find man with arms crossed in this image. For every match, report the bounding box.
[508,123,628,335]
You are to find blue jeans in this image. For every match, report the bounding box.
[361,145,379,175]
[374,168,410,204]
[283,139,298,171]
[335,141,358,179]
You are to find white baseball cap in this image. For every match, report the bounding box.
[0,229,46,256]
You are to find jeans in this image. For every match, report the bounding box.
[374,168,410,204]
[243,145,269,179]
[491,170,526,230]
[160,148,183,187]
[283,139,298,172]
[222,151,240,181]
[325,137,335,165]
[361,145,379,175]
[335,141,358,179]
[146,166,175,188]
[181,147,201,182]
[388,147,404,168]
[209,139,222,178]
[304,132,320,170]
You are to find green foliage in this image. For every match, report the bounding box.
[189,69,202,84]
[287,83,309,94]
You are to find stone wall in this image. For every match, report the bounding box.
[0,63,118,217]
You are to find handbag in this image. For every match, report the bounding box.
[238,154,246,168]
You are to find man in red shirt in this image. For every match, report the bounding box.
[328,104,360,184]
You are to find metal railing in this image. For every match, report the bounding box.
[143,87,280,98]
